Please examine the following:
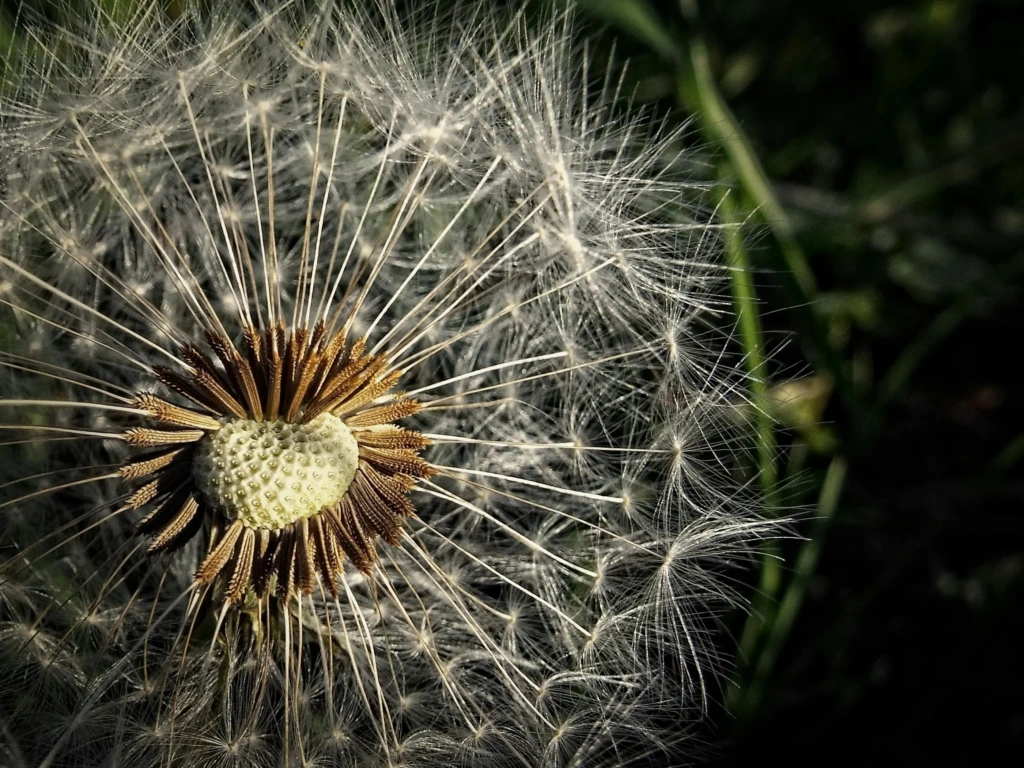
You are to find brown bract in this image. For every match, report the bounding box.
[118,322,433,603]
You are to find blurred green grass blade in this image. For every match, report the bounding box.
[718,191,776,495]
[674,27,858,426]
[1,12,20,92]
[735,456,847,718]
[681,35,817,298]
[993,432,1024,473]
[858,132,1024,223]
[0,717,26,767]
[574,0,854,719]
[718,190,786,681]
[573,0,681,62]
[571,3,854,419]
[97,0,140,28]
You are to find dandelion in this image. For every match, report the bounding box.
[0,2,770,766]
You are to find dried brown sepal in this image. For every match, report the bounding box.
[360,463,417,519]
[195,519,244,585]
[147,495,201,553]
[152,365,222,414]
[308,329,349,397]
[345,398,422,428]
[124,427,205,447]
[242,325,263,367]
[346,470,404,544]
[192,369,248,420]
[180,345,229,390]
[334,369,404,415]
[353,425,431,450]
[206,331,263,421]
[295,518,317,596]
[225,528,256,603]
[264,323,285,420]
[274,529,297,599]
[303,341,374,418]
[119,448,187,480]
[327,353,390,410]
[359,445,434,478]
[132,394,223,431]
[285,342,328,422]
[252,529,275,598]
[136,488,191,535]
[125,462,190,510]
[310,515,339,599]
[330,499,376,573]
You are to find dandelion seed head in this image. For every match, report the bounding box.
[0,1,776,764]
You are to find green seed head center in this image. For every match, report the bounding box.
[193,414,359,530]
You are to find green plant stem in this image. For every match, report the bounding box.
[718,193,775,487]
[716,190,785,677]
[736,456,847,718]
[574,0,859,721]
[684,40,816,298]
[858,131,1024,223]
[675,16,855,715]
[675,27,858,430]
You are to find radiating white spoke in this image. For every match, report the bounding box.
[364,155,504,341]
[243,84,275,328]
[0,424,120,440]
[339,576,398,749]
[322,116,397,325]
[406,351,567,396]
[293,70,327,330]
[398,532,555,728]
[411,517,589,635]
[418,481,599,577]
[0,399,147,415]
[71,124,223,337]
[0,253,187,368]
[421,347,648,405]
[307,94,348,329]
[432,465,622,504]
[370,184,551,354]
[0,295,154,373]
[0,354,134,400]
[0,470,121,512]
[392,253,620,371]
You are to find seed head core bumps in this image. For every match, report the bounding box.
[193,415,359,530]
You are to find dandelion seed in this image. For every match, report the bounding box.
[0,2,772,766]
